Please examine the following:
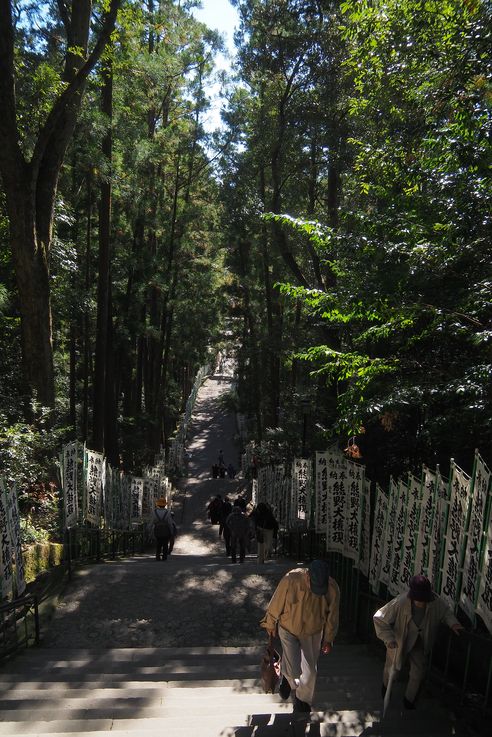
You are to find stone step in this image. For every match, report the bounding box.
[0,712,376,736]
[0,686,382,702]
[0,644,463,737]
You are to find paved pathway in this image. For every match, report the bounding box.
[43,366,294,649]
[0,364,483,735]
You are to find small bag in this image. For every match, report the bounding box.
[260,634,281,693]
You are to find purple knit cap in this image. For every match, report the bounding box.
[408,575,433,602]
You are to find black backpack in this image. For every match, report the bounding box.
[154,509,172,537]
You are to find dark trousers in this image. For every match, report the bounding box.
[230,534,247,562]
[156,536,170,560]
[222,526,232,555]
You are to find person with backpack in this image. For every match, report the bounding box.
[207,495,223,525]
[153,498,174,560]
[226,501,252,563]
[168,510,178,555]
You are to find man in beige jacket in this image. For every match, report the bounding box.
[374,574,463,709]
[261,559,340,713]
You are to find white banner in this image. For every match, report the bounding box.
[257,467,269,505]
[441,461,471,609]
[388,479,409,596]
[369,484,388,594]
[121,474,131,529]
[130,477,144,520]
[143,478,158,519]
[0,480,14,600]
[398,473,422,591]
[380,478,399,586]
[271,465,284,515]
[461,453,491,621]
[62,441,79,527]
[251,478,258,507]
[85,449,103,525]
[427,468,449,590]
[278,477,290,528]
[345,460,364,561]
[103,464,113,528]
[6,482,25,596]
[476,497,492,635]
[414,467,436,576]
[292,458,311,523]
[315,452,330,533]
[359,479,371,577]
[326,451,348,553]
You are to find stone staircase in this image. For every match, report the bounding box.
[0,643,468,736]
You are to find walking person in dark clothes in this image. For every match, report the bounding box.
[226,501,251,563]
[153,498,174,561]
[250,502,279,563]
[219,496,233,555]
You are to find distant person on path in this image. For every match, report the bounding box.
[250,502,279,563]
[219,496,233,555]
[218,449,225,467]
[235,494,247,510]
[226,501,251,563]
[168,510,178,555]
[227,463,236,479]
[374,574,464,709]
[153,498,174,561]
[207,495,223,526]
[261,560,340,713]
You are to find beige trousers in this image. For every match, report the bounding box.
[383,639,427,703]
[278,625,323,706]
[257,527,274,563]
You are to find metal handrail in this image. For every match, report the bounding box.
[64,526,146,578]
[0,593,39,661]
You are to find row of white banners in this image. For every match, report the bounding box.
[252,449,492,634]
[167,363,211,474]
[60,442,174,530]
[60,362,212,529]
[0,364,211,602]
[0,445,174,602]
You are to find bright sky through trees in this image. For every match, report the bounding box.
[191,0,239,131]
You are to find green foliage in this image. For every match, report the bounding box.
[22,542,64,583]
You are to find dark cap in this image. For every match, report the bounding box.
[408,575,433,602]
[308,560,330,596]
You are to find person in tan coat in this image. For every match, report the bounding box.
[374,574,463,709]
[260,560,340,713]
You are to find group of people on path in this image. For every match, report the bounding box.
[211,448,236,479]
[261,562,463,716]
[207,495,279,564]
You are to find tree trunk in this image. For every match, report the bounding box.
[0,0,120,411]
[82,170,92,440]
[92,60,113,452]
[9,195,55,408]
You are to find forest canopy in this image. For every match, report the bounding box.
[0,0,491,515]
